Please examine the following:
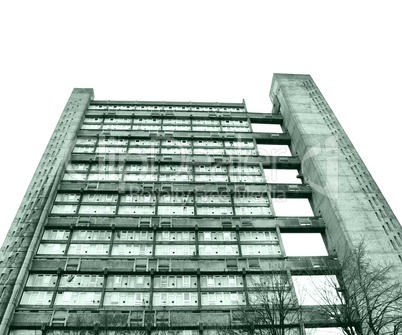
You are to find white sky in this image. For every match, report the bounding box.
[0,1,401,245]
[281,233,328,257]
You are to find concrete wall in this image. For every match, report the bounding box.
[0,88,93,329]
[269,74,402,270]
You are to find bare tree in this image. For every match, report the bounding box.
[305,242,402,335]
[218,272,300,335]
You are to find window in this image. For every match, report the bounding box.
[115,230,152,241]
[87,173,121,181]
[42,229,70,240]
[156,231,195,241]
[51,205,77,214]
[161,147,191,155]
[124,173,157,182]
[194,175,228,182]
[196,194,231,204]
[132,124,161,131]
[182,276,191,288]
[125,165,155,173]
[37,243,65,255]
[182,231,190,240]
[224,140,254,148]
[153,292,198,306]
[129,139,160,147]
[55,193,80,203]
[229,175,263,182]
[202,232,212,241]
[9,330,42,335]
[128,147,160,154]
[193,148,225,155]
[159,164,192,173]
[199,245,238,256]
[104,118,131,124]
[136,276,145,287]
[106,276,150,288]
[104,292,149,306]
[162,125,191,131]
[26,274,57,287]
[20,291,53,305]
[192,119,220,126]
[192,126,220,132]
[68,244,109,255]
[193,140,223,147]
[233,195,269,204]
[110,293,121,305]
[246,274,289,288]
[162,120,191,126]
[221,126,249,132]
[194,165,227,173]
[95,146,127,154]
[239,231,277,242]
[228,165,261,175]
[226,148,257,156]
[207,277,215,287]
[81,124,101,130]
[198,231,238,242]
[159,174,193,182]
[223,232,232,241]
[158,194,193,204]
[155,245,195,256]
[102,123,132,130]
[118,206,155,215]
[157,206,194,215]
[98,138,129,146]
[241,244,280,256]
[81,194,118,203]
[201,292,245,306]
[66,163,89,172]
[154,276,197,288]
[160,276,169,288]
[79,205,116,215]
[73,146,95,154]
[197,207,233,215]
[200,275,243,288]
[59,274,104,288]
[234,206,271,216]
[71,230,112,241]
[111,244,153,256]
[91,164,124,173]
[133,118,161,124]
[121,194,156,203]
[222,120,247,127]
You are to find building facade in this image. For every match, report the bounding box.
[0,74,401,335]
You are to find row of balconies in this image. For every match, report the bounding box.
[10,308,340,334]
[30,256,339,273]
[45,216,324,230]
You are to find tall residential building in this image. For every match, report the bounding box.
[1,74,401,335]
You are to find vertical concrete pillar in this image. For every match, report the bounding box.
[0,89,94,331]
[269,74,402,270]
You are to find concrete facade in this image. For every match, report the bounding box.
[270,74,402,268]
[0,89,94,333]
[0,76,400,334]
